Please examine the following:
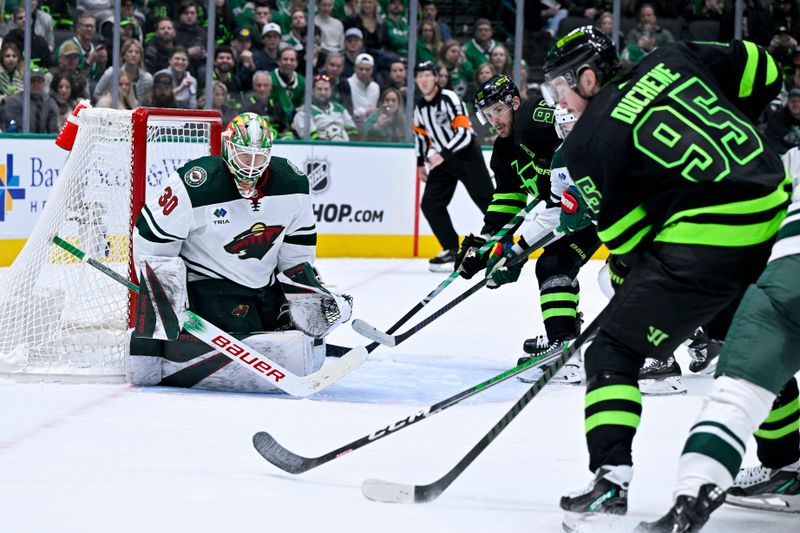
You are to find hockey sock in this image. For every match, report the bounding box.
[540,276,580,341]
[674,376,775,499]
[755,377,800,469]
[585,371,642,472]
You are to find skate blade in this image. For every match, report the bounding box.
[516,364,583,385]
[428,263,454,273]
[562,511,631,532]
[638,376,687,396]
[725,492,800,513]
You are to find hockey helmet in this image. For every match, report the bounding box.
[222,112,273,198]
[474,75,520,125]
[413,60,438,76]
[542,26,618,103]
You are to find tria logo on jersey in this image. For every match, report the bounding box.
[224,222,284,260]
[304,157,331,194]
[212,207,230,225]
[0,153,26,222]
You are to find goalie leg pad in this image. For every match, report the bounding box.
[126,330,164,386]
[127,331,320,392]
[134,255,189,341]
[278,263,353,338]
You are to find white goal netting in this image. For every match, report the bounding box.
[0,108,219,380]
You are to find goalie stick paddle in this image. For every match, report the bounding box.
[347,200,540,355]
[52,235,367,398]
[352,228,560,348]
[361,314,602,503]
[252,343,569,474]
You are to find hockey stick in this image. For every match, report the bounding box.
[357,200,540,354]
[352,228,560,347]
[252,343,568,474]
[52,235,367,398]
[361,314,602,503]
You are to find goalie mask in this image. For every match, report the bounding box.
[223,113,274,198]
[554,105,577,139]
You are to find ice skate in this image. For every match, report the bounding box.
[561,465,630,532]
[725,460,800,513]
[687,327,723,375]
[638,356,687,396]
[635,484,726,532]
[517,336,582,384]
[428,249,457,272]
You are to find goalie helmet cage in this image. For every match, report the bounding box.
[0,107,222,381]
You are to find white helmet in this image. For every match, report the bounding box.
[222,113,274,198]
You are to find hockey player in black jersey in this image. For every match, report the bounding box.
[454,75,601,371]
[541,27,790,529]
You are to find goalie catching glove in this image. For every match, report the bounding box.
[485,242,527,289]
[454,233,489,279]
[278,263,353,338]
[559,186,593,234]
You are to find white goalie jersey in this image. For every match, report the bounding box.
[134,155,317,288]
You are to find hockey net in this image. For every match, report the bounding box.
[0,108,222,380]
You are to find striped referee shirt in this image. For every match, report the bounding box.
[413,87,474,166]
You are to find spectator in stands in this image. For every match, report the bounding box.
[93,39,153,106]
[146,71,178,108]
[145,17,177,74]
[489,44,513,77]
[271,47,305,119]
[345,0,385,52]
[211,45,244,100]
[343,27,366,78]
[317,0,345,54]
[621,22,659,66]
[323,52,346,85]
[766,87,800,154]
[68,13,99,74]
[3,68,58,133]
[596,11,625,50]
[470,63,498,145]
[283,9,307,52]
[50,72,79,129]
[341,52,380,132]
[254,23,282,72]
[157,47,197,108]
[436,62,451,89]
[48,41,90,100]
[175,0,207,75]
[474,62,497,85]
[335,0,359,20]
[273,0,306,34]
[3,7,52,68]
[771,0,800,37]
[252,0,273,46]
[77,0,112,21]
[383,0,409,56]
[417,20,442,63]
[462,18,497,73]
[768,27,799,77]
[292,73,358,140]
[626,3,674,48]
[378,57,408,99]
[540,1,569,38]
[364,87,405,142]
[0,42,24,106]
[231,28,258,92]
[86,39,109,97]
[95,71,139,110]
[297,25,329,75]
[685,0,724,21]
[241,70,291,137]
[203,81,238,126]
[30,0,54,53]
[422,0,452,41]
[440,39,473,100]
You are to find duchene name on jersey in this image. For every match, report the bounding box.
[610,63,681,125]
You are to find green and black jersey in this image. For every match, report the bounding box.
[482,97,561,234]
[563,40,791,255]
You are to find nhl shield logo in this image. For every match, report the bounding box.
[304,158,331,194]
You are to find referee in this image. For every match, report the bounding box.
[413,60,493,271]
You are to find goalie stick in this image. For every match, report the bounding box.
[361,313,602,503]
[52,235,367,398]
[349,200,541,355]
[252,342,568,474]
[352,228,560,347]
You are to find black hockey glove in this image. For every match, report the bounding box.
[455,234,489,279]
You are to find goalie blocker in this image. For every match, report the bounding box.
[128,259,352,392]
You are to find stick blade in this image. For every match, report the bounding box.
[362,479,416,503]
[304,345,368,394]
[252,431,315,474]
[352,319,397,347]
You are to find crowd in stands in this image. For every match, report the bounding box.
[0,0,799,153]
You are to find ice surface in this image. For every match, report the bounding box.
[0,260,796,533]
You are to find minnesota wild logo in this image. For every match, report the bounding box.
[223,223,284,260]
